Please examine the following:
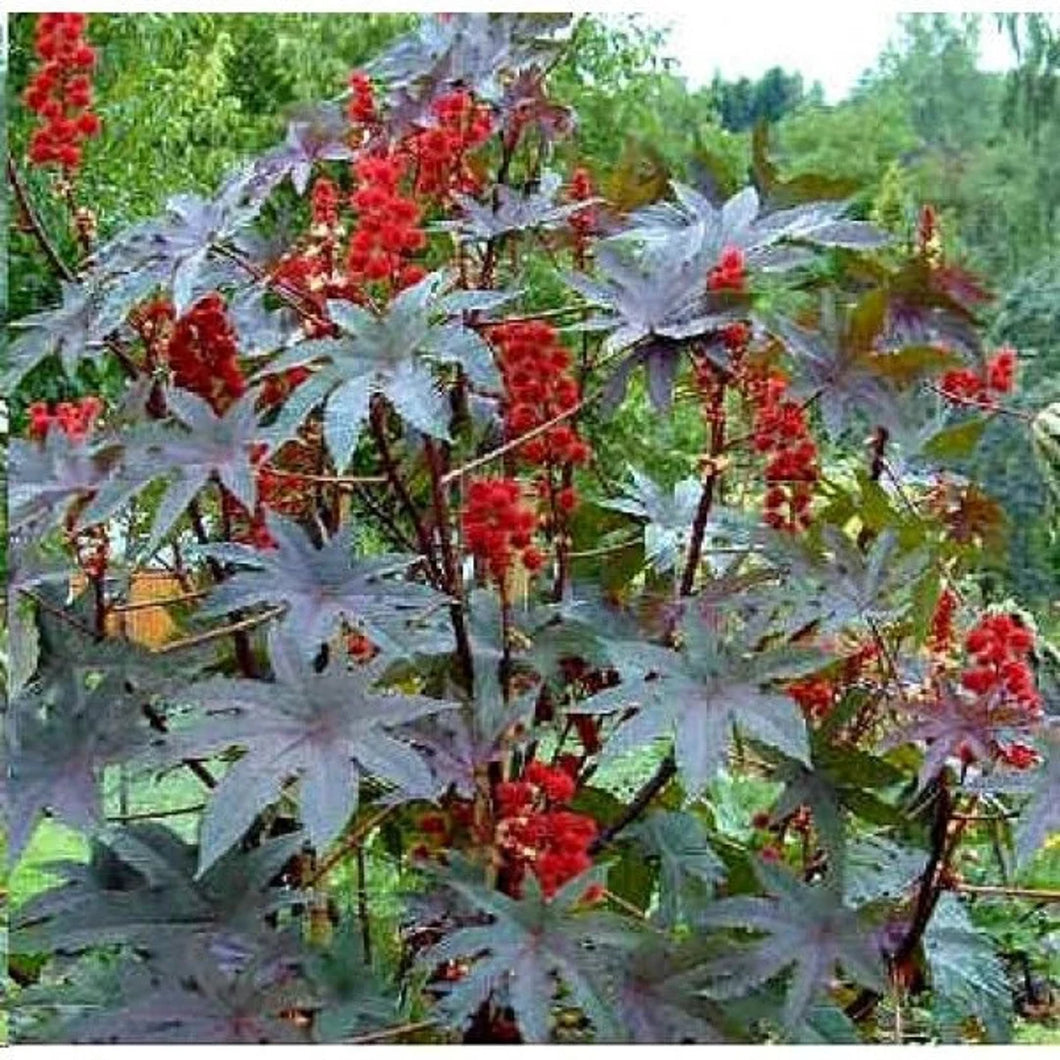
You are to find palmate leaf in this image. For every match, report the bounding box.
[626,182,888,259]
[408,664,537,799]
[769,737,906,880]
[421,859,638,1043]
[5,279,125,388]
[924,894,1012,1042]
[89,175,266,314]
[595,937,740,1043]
[600,468,751,575]
[78,389,266,557]
[370,13,570,128]
[1015,721,1060,865]
[159,629,458,873]
[252,102,356,197]
[969,718,1060,866]
[260,271,501,465]
[464,587,612,691]
[697,861,887,1031]
[12,822,301,957]
[197,513,448,659]
[767,309,907,440]
[572,612,814,795]
[307,919,403,1042]
[440,171,594,241]
[763,526,925,637]
[880,679,1039,790]
[8,429,122,535]
[46,944,312,1044]
[5,671,160,863]
[565,182,888,410]
[627,810,724,927]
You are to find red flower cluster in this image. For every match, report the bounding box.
[707,245,747,293]
[272,177,358,339]
[23,14,100,170]
[721,321,751,353]
[26,396,102,443]
[743,365,818,532]
[166,294,246,414]
[929,586,959,655]
[788,639,878,722]
[566,166,596,265]
[939,347,1017,408]
[489,320,590,470]
[462,478,543,583]
[495,759,597,898]
[788,675,834,721]
[347,71,376,126]
[407,89,492,200]
[259,366,311,410]
[961,613,1040,712]
[346,153,427,293]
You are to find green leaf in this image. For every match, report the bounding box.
[924,894,1013,1042]
[922,417,988,461]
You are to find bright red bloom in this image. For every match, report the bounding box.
[707,245,747,293]
[739,362,818,533]
[495,759,597,898]
[345,152,426,297]
[347,70,376,126]
[959,612,1041,713]
[167,294,246,414]
[23,13,101,173]
[940,347,1020,409]
[405,89,492,201]
[462,477,542,584]
[788,676,834,721]
[929,586,959,655]
[26,395,102,443]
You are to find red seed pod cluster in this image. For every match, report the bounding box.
[347,71,376,126]
[462,478,544,584]
[406,89,492,201]
[788,675,834,721]
[489,320,591,471]
[566,166,596,265]
[345,629,378,664]
[743,364,818,533]
[273,177,357,339]
[346,153,428,292]
[23,13,100,171]
[26,395,102,443]
[787,639,878,722]
[707,245,747,294]
[167,294,247,414]
[928,586,959,656]
[495,759,597,898]
[917,203,943,266]
[258,366,311,410]
[960,613,1040,712]
[720,321,752,353]
[939,347,1017,408]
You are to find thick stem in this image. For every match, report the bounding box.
[217,483,258,678]
[369,399,444,587]
[424,437,475,693]
[587,752,677,854]
[679,386,727,596]
[8,150,75,281]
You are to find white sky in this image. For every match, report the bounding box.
[642,7,1020,103]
